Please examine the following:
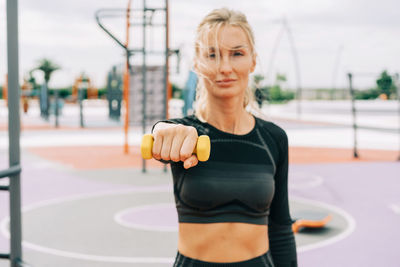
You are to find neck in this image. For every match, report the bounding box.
[202,96,254,135]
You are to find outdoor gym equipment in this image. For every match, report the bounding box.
[292,211,332,233]
[96,0,181,174]
[141,134,211,162]
[106,66,123,121]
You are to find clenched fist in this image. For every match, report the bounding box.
[152,123,199,169]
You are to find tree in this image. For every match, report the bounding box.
[35,58,60,85]
[33,58,61,119]
[376,70,396,98]
[267,73,294,102]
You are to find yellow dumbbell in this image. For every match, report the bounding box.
[141,134,211,162]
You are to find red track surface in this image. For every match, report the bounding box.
[27,146,399,170]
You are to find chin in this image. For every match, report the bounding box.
[215,89,243,100]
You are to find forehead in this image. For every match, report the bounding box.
[204,25,250,50]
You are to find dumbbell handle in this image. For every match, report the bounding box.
[141,134,210,162]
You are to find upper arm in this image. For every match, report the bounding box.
[269,127,293,225]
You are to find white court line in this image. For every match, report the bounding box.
[389,204,400,214]
[0,186,175,264]
[114,203,178,232]
[292,196,357,253]
[1,188,355,263]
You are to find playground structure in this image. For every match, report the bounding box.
[106,66,123,121]
[96,0,179,172]
[71,73,99,128]
[71,74,98,101]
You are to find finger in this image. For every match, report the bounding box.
[183,155,199,169]
[160,135,173,161]
[180,134,198,162]
[152,134,162,160]
[170,134,185,162]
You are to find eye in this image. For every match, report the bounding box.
[208,53,216,58]
[233,51,244,56]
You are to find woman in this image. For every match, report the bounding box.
[151,8,297,267]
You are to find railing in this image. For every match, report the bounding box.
[0,164,25,266]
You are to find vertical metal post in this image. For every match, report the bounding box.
[348,73,358,158]
[6,0,23,266]
[395,73,400,161]
[165,0,169,121]
[142,0,147,173]
[55,89,59,128]
[79,89,84,128]
[123,0,131,154]
[163,0,169,173]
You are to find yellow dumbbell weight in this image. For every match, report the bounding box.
[141,134,211,162]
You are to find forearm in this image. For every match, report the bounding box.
[268,221,297,267]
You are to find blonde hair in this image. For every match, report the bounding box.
[193,8,258,121]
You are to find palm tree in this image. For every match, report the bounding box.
[36,58,60,85]
[34,58,61,119]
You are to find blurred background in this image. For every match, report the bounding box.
[1,0,399,266]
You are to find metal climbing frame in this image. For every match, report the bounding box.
[0,1,27,267]
[96,0,176,172]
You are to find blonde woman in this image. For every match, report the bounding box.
[151,8,297,267]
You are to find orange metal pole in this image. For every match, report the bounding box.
[166,0,170,119]
[123,0,132,154]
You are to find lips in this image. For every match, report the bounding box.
[216,78,237,87]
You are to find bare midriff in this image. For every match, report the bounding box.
[178,222,269,263]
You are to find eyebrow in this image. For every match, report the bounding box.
[207,45,248,51]
[231,45,247,49]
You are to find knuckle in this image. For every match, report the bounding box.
[152,151,160,159]
[155,129,165,138]
[160,151,170,161]
[180,151,192,160]
[152,130,160,138]
[171,155,180,162]
[187,126,198,137]
[174,124,186,134]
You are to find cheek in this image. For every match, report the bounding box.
[234,58,253,77]
[236,66,252,83]
[197,61,217,79]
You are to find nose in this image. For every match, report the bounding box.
[218,57,233,75]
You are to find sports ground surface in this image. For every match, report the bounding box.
[0,99,399,267]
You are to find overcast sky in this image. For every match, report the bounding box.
[1,0,399,89]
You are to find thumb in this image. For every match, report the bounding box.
[183,155,199,169]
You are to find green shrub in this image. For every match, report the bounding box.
[354,88,380,100]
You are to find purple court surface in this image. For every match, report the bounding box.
[1,148,399,267]
[1,101,399,267]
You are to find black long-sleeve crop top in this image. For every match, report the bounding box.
[152,114,297,267]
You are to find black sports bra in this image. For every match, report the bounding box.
[153,115,287,225]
